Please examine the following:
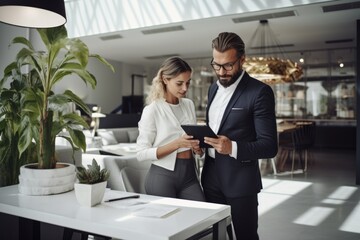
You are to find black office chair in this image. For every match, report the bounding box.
[278,121,316,174]
[296,121,316,171]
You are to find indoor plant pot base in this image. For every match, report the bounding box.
[18,163,76,196]
[74,181,107,207]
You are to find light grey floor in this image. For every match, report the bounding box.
[258,148,359,240]
[200,148,359,240]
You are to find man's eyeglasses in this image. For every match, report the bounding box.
[210,57,241,71]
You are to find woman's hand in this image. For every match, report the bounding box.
[192,144,204,156]
[157,134,200,159]
[184,134,203,155]
[176,134,200,149]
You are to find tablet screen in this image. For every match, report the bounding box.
[181,124,217,148]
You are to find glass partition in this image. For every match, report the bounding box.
[184,47,356,121]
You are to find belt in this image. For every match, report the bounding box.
[177,150,192,159]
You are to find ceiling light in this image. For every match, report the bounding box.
[243,20,303,84]
[337,58,344,67]
[299,52,305,63]
[145,54,180,60]
[325,39,353,44]
[100,34,123,41]
[0,0,66,28]
[322,1,360,13]
[232,10,296,23]
[142,25,184,35]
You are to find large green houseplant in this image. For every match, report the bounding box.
[0,71,37,186]
[0,26,114,186]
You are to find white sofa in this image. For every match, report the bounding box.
[82,153,151,194]
[55,145,82,167]
[83,127,139,148]
[81,127,140,157]
[81,127,152,195]
[57,127,150,194]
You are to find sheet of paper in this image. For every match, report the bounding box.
[105,200,179,217]
[104,198,149,208]
[103,191,179,218]
[133,204,179,218]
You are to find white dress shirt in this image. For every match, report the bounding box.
[208,70,245,158]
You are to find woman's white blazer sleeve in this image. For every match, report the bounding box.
[136,99,195,170]
[136,104,158,161]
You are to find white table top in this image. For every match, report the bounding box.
[0,185,230,240]
[87,143,139,156]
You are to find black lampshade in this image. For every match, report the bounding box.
[0,0,66,28]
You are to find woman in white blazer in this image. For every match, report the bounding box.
[136,57,205,201]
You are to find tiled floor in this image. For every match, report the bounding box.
[200,147,359,240]
[258,148,359,240]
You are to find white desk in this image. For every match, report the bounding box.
[0,185,230,240]
[87,143,139,156]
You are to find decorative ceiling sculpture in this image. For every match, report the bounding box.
[245,20,303,84]
[243,57,303,84]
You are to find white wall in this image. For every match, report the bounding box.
[0,23,28,85]
[77,59,147,113]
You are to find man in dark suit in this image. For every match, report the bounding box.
[202,32,278,240]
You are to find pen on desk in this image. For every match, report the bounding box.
[105,195,140,202]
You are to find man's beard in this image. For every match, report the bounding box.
[217,69,242,88]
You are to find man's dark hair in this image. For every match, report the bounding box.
[212,32,245,57]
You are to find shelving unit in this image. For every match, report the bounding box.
[186,64,215,119]
[272,83,307,118]
[271,78,355,120]
[155,47,356,123]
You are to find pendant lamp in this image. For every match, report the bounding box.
[244,20,303,84]
[0,0,66,28]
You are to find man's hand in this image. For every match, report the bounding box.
[204,135,232,154]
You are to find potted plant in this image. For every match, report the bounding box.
[0,25,114,193]
[75,159,110,207]
[0,73,37,187]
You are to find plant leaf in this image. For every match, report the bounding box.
[11,36,34,50]
[64,90,91,116]
[37,26,67,49]
[68,38,89,67]
[90,54,115,73]
[67,128,86,152]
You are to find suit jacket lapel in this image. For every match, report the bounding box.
[218,72,249,131]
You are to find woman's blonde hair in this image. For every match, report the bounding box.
[146,56,192,105]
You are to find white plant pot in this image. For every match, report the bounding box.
[74,181,107,207]
[18,162,76,196]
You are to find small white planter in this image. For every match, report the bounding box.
[74,181,107,207]
[18,163,76,196]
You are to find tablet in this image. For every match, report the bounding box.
[181,124,217,148]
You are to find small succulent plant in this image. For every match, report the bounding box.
[76,159,110,184]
